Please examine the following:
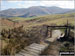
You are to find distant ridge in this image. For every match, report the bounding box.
[0,6,74,18]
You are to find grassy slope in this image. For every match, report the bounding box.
[8,16,37,21]
[21,13,75,29]
[0,13,75,30]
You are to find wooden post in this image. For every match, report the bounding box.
[64,19,69,38]
[50,28,52,38]
[45,26,48,37]
[67,26,71,38]
[64,26,68,38]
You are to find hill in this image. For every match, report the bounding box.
[0,13,74,30]
[0,6,74,18]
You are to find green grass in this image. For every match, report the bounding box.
[8,16,38,21]
[7,13,74,30]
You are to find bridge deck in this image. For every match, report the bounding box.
[15,43,49,56]
[15,30,64,56]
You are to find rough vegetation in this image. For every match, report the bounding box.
[0,25,44,55]
[0,13,74,55]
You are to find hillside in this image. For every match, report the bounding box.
[0,13,74,30]
[0,6,74,18]
[0,13,74,55]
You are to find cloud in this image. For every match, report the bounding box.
[18,3,25,8]
[6,0,25,1]
[1,6,6,10]
[7,1,20,3]
[40,1,74,9]
[1,0,74,10]
[17,1,74,9]
[4,0,23,3]
[17,1,41,8]
[0,0,2,2]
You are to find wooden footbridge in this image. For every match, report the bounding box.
[15,43,49,56]
[15,24,74,56]
[15,30,65,56]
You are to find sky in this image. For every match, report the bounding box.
[0,0,74,10]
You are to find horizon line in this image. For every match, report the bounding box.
[1,6,74,11]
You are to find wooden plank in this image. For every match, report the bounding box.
[21,48,40,54]
[15,43,49,56]
[19,52,34,56]
[29,43,45,47]
[15,54,23,56]
[23,53,38,56]
[25,43,47,52]
[19,50,38,56]
[28,46,45,51]
[24,48,40,54]
[29,45,46,49]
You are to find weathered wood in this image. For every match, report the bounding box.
[24,48,40,54]
[15,43,48,56]
[15,54,23,56]
[45,25,73,38]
